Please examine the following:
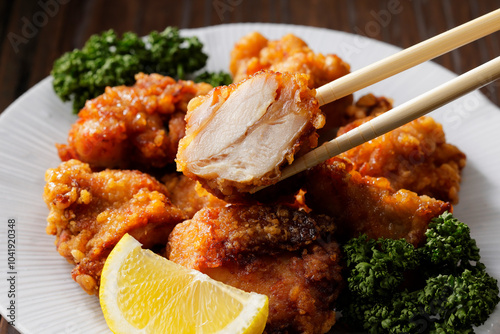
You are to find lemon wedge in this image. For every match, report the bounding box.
[99,233,269,334]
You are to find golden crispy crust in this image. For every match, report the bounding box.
[338,116,466,204]
[229,32,354,138]
[167,205,335,269]
[344,93,393,122]
[204,243,342,334]
[229,32,351,88]
[317,93,394,142]
[167,205,342,334]
[57,73,212,170]
[43,159,187,295]
[305,157,451,246]
[162,172,227,218]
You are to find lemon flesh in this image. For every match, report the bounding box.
[99,234,268,334]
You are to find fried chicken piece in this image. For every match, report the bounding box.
[162,173,227,218]
[167,205,343,334]
[337,116,466,204]
[344,93,393,123]
[304,157,451,246]
[176,70,324,202]
[230,32,353,137]
[167,205,335,266]
[43,159,187,295]
[230,32,350,88]
[205,243,340,334]
[57,73,212,170]
[316,93,393,143]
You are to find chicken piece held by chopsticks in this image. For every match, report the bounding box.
[176,70,324,202]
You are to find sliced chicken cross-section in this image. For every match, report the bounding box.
[176,70,324,202]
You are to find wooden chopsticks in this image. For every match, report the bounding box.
[278,55,500,182]
[272,9,500,185]
[315,8,500,106]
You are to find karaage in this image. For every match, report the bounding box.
[57,73,212,170]
[43,159,187,295]
[167,205,343,334]
[162,172,227,218]
[42,29,475,334]
[230,32,353,137]
[305,157,451,246]
[229,32,350,88]
[338,116,466,204]
[176,70,324,202]
[317,93,394,143]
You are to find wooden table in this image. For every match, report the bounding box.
[1,1,499,333]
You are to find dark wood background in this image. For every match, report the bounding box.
[1,0,499,333]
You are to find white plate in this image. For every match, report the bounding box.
[1,23,499,334]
